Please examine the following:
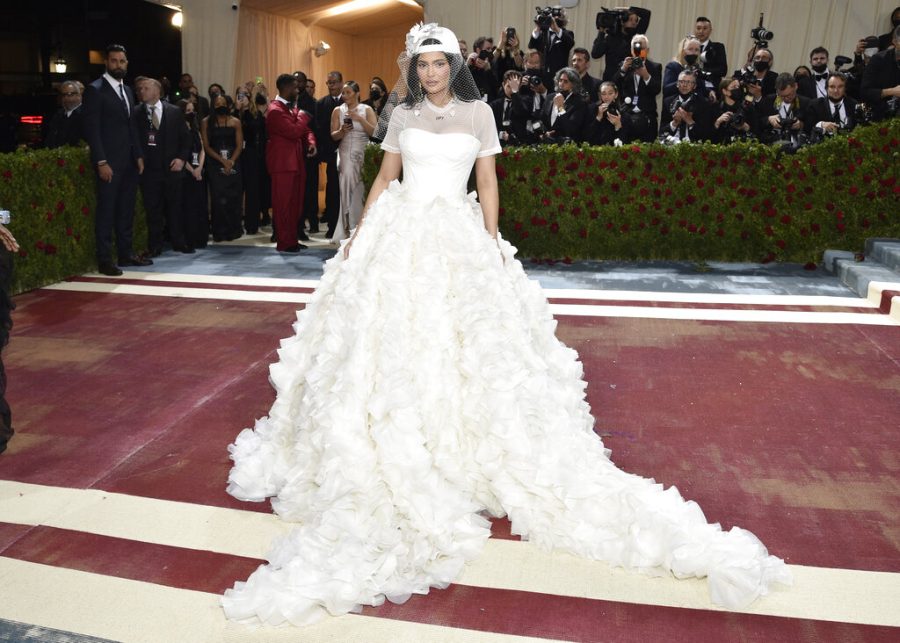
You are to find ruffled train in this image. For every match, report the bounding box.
[223,181,791,626]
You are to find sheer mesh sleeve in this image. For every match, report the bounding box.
[379,105,408,153]
[472,100,502,158]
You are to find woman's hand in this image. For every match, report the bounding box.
[607,110,622,129]
[222,158,235,173]
[597,103,608,120]
[342,236,354,259]
[0,224,19,253]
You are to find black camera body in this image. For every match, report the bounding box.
[606,102,620,117]
[671,94,695,115]
[523,72,544,87]
[630,42,645,69]
[733,67,762,88]
[534,6,565,29]
[779,116,798,132]
[596,6,629,31]
[478,49,492,61]
[750,12,774,48]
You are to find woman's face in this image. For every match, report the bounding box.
[599,85,617,102]
[683,41,701,57]
[213,95,227,111]
[417,51,451,95]
[184,101,195,115]
[341,85,358,103]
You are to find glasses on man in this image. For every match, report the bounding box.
[60,91,79,97]
[677,80,696,86]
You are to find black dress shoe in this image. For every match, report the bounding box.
[173,245,196,254]
[308,225,320,234]
[298,231,310,241]
[148,247,163,258]
[270,233,277,243]
[98,262,123,276]
[118,255,153,267]
[278,244,307,253]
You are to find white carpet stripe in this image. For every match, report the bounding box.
[2,481,898,627]
[95,271,875,308]
[43,281,896,325]
[0,558,546,643]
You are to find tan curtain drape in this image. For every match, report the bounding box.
[179,0,241,97]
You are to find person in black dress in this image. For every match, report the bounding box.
[178,99,209,249]
[236,88,263,235]
[201,94,244,242]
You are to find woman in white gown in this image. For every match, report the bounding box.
[330,81,377,244]
[223,24,791,626]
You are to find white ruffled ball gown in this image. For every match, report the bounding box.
[222,119,792,626]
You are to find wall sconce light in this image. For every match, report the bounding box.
[171,11,183,28]
[314,41,331,57]
[54,58,67,74]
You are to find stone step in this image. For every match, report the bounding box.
[866,238,900,273]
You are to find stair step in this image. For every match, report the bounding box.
[866,238,900,273]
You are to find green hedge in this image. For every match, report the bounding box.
[365,118,900,265]
[0,146,147,293]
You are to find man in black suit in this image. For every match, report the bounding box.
[467,37,498,102]
[490,71,529,146]
[178,73,209,119]
[612,34,661,142]
[592,6,651,82]
[81,44,149,276]
[808,73,857,134]
[877,7,900,51]
[316,71,343,238]
[861,25,900,121]
[529,9,575,76]
[571,48,600,103]
[744,48,778,103]
[754,73,812,144]
[133,77,192,255]
[45,80,85,148]
[798,47,831,100]
[293,70,319,238]
[659,70,713,142]
[518,51,551,144]
[693,17,727,95]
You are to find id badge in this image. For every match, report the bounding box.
[191,152,199,166]
[147,131,157,147]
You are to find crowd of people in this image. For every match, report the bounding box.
[40,7,900,269]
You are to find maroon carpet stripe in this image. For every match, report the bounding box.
[878,290,900,315]
[3,523,896,642]
[5,290,900,574]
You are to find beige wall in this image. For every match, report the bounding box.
[422,0,897,78]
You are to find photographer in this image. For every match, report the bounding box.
[591,6,651,81]
[808,73,857,137]
[539,67,587,143]
[467,36,498,101]
[660,70,713,143]
[798,47,830,100]
[738,49,778,104]
[493,27,525,83]
[755,72,811,144]
[586,81,632,145]
[712,77,754,143]
[490,71,529,146]
[571,48,601,103]
[693,17,728,92]
[860,25,900,121]
[663,37,711,100]
[612,34,661,142]
[529,6,575,77]
[518,51,551,143]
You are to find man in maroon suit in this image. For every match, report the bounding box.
[267,74,317,252]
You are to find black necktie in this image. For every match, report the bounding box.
[814,73,828,82]
[503,99,511,120]
[118,84,128,113]
[832,102,841,124]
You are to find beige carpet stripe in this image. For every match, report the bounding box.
[2,481,898,627]
[41,281,896,325]
[0,558,546,643]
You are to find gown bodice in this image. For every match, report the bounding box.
[398,129,481,200]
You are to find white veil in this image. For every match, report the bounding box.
[374,23,485,142]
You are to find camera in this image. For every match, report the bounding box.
[834,55,853,67]
[630,42,645,69]
[606,102,619,117]
[750,13,774,48]
[596,6,629,31]
[733,67,762,88]
[671,94,695,115]
[779,116,797,131]
[534,6,565,29]
[523,73,544,87]
[478,49,493,61]
[863,35,880,48]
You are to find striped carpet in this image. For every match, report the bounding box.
[1,269,898,642]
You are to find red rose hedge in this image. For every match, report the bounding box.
[364,117,899,265]
[0,146,148,293]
